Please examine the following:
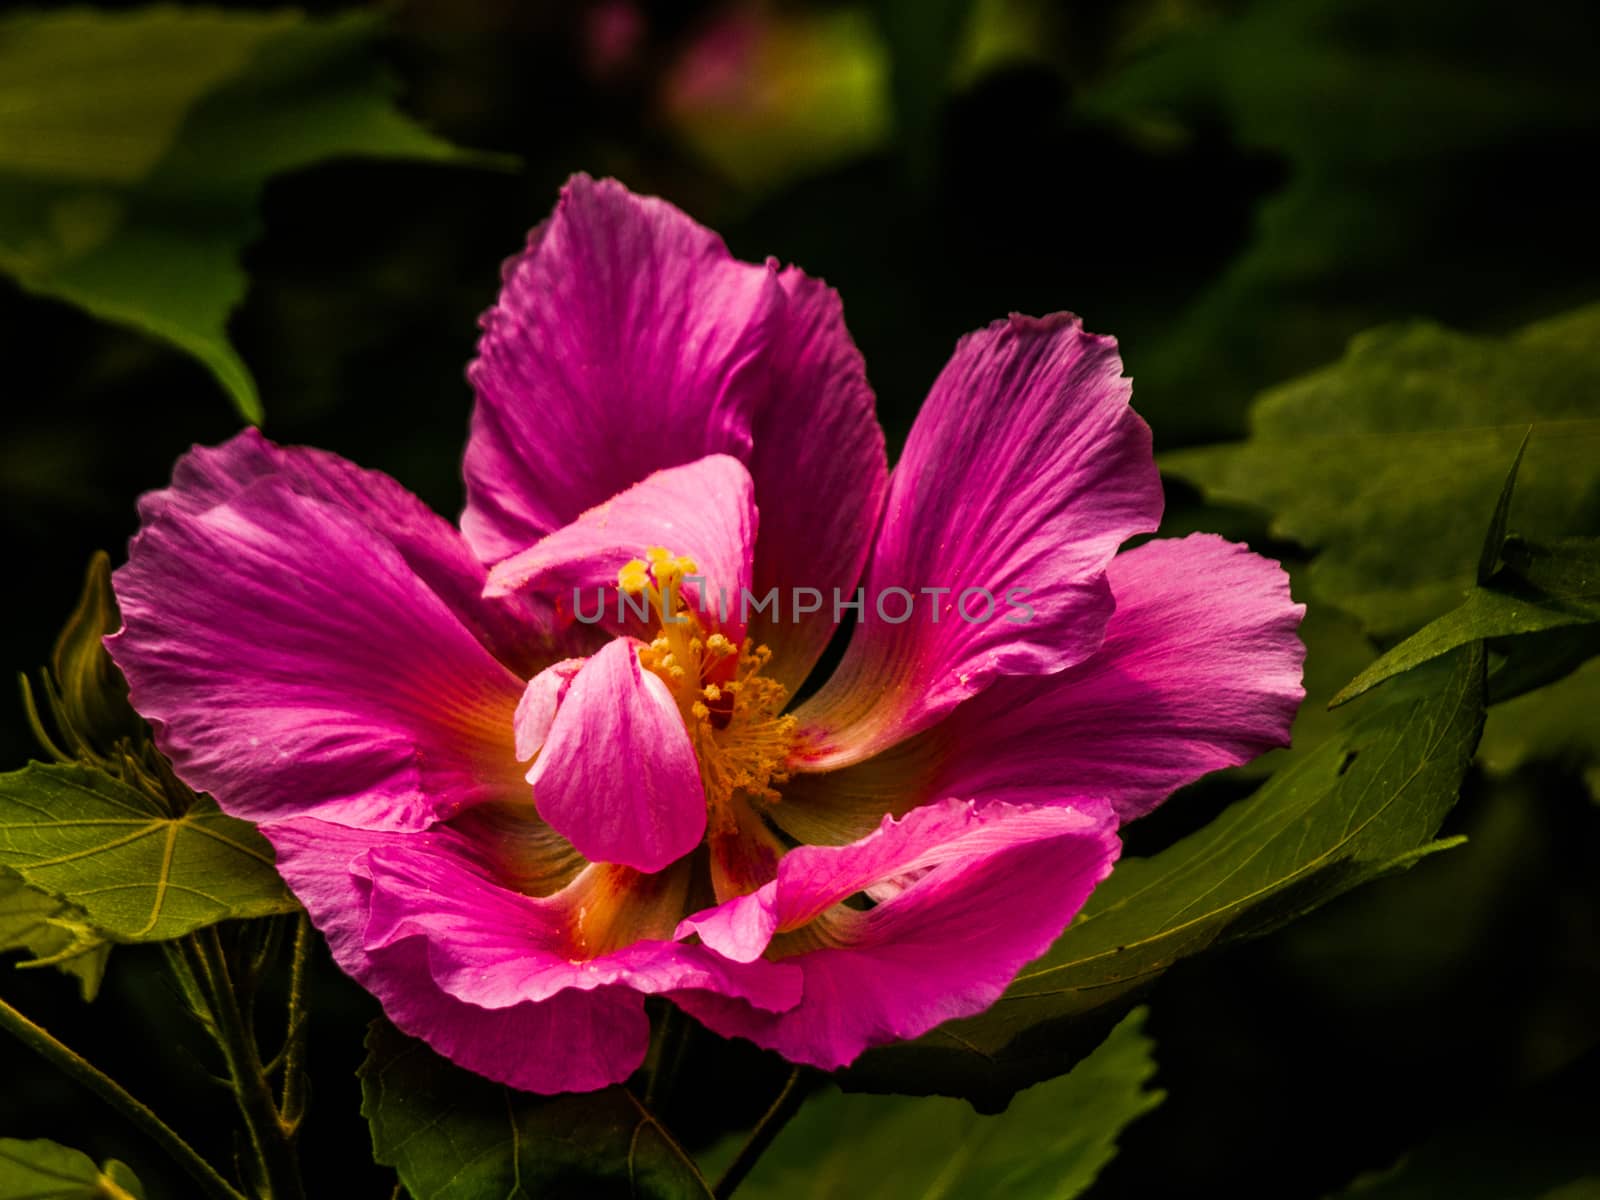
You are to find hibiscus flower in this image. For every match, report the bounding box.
[106,175,1304,1093]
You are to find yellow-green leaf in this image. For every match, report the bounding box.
[0,1138,144,1200]
[0,761,295,942]
[0,874,109,1001]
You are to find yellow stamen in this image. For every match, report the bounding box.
[614,549,797,835]
[618,559,651,594]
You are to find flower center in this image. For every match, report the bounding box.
[618,548,797,832]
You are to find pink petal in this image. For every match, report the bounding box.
[513,659,585,761]
[267,820,649,1094]
[771,534,1307,844]
[463,175,885,685]
[935,534,1307,823]
[462,174,777,561]
[485,455,757,641]
[530,637,706,872]
[108,476,528,831]
[792,314,1162,770]
[138,428,556,676]
[673,798,1119,1069]
[674,886,777,965]
[745,268,887,690]
[356,834,800,1015]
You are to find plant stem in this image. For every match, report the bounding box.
[277,913,312,1132]
[0,994,245,1200]
[713,1066,807,1200]
[188,928,306,1200]
[644,1003,689,1110]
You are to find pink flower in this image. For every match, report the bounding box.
[105,175,1305,1093]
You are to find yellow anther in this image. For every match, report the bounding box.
[618,560,650,593]
[619,543,798,824]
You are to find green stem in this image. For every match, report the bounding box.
[0,994,245,1200]
[713,1066,807,1200]
[277,913,312,1131]
[644,1003,689,1110]
[187,928,306,1200]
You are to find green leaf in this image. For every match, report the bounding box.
[360,1020,714,1200]
[1477,430,1531,586]
[0,8,505,422]
[1334,536,1600,705]
[1162,308,1600,637]
[0,761,295,942]
[846,643,1486,1108]
[725,1008,1162,1200]
[1079,0,1600,441]
[0,874,109,1001]
[0,1138,145,1200]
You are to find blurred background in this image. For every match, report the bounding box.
[2,0,1597,1195]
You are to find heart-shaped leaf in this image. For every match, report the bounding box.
[0,761,295,941]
